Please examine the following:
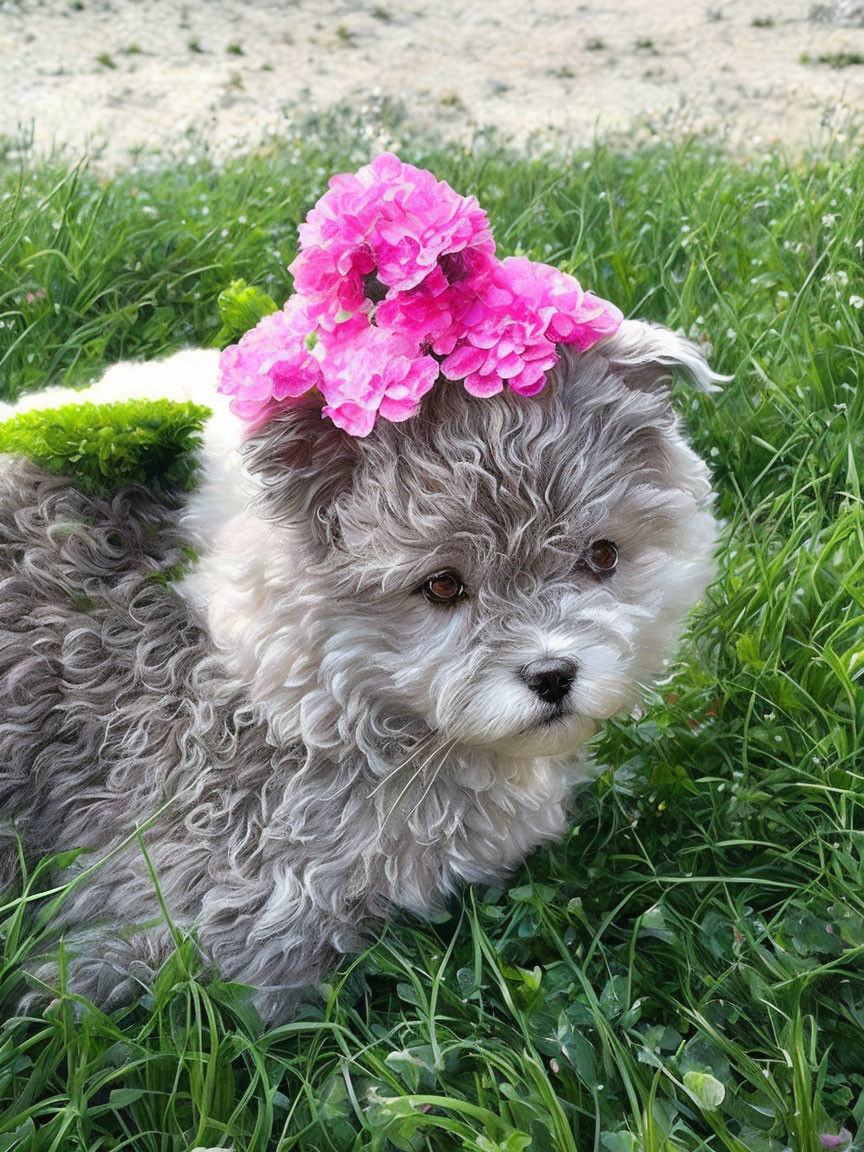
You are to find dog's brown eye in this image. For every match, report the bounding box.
[420,570,465,605]
[586,539,618,576]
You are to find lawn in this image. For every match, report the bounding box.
[0,112,862,1151]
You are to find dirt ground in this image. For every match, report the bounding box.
[2,0,864,166]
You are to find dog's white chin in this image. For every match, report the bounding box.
[452,710,597,759]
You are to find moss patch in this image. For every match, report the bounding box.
[0,399,211,495]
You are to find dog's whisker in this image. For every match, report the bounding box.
[376,738,457,836]
[366,732,438,798]
[404,739,457,825]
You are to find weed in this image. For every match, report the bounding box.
[438,90,465,109]
[819,50,864,67]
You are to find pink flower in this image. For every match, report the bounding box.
[819,1132,852,1150]
[376,246,500,351]
[436,257,623,398]
[290,152,495,308]
[317,323,439,436]
[498,257,624,350]
[369,155,494,291]
[218,297,323,425]
[375,266,455,349]
[438,263,558,397]
[290,241,375,320]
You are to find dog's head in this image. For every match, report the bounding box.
[241,320,717,759]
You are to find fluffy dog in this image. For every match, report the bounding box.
[0,321,717,1022]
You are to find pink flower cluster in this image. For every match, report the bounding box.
[218,152,623,436]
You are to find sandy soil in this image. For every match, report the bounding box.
[2,0,864,166]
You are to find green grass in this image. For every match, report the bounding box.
[1,111,863,1150]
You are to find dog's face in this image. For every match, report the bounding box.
[243,321,717,760]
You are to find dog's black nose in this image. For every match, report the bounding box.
[519,659,578,705]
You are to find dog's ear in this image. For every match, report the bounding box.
[241,393,359,548]
[602,319,726,395]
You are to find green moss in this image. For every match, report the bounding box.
[0,399,211,495]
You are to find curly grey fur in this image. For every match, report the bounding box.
[0,323,718,1022]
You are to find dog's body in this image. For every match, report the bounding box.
[0,326,717,1021]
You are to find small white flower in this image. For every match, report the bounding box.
[850,294,864,309]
